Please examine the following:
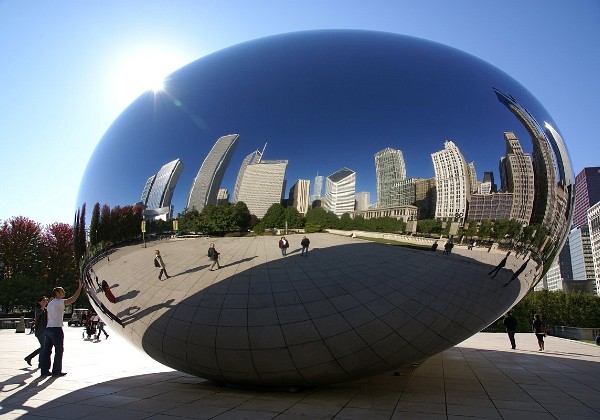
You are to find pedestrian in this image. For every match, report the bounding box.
[443,240,453,255]
[95,319,109,341]
[208,243,221,271]
[278,236,289,256]
[503,310,517,349]
[488,251,511,278]
[154,250,170,280]
[24,296,48,367]
[40,280,83,377]
[300,236,310,257]
[532,314,546,351]
[430,241,438,252]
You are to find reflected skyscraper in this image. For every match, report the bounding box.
[289,179,311,215]
[431,140,469,222]
[236,159,288,218]
[355,192,370,211]
[187,134,239,212]
[142,159,184,221]
[499,132,535,225]
[415,177,436,220]
[233,148,263,203]
[375,148,406,207]
[467,162,479,194]
[573,167,600,228]
[587,202,600,295]
[312,174,325,203]
[325,167,356,216]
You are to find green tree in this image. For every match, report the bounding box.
[261,204,286,228]
[89,202,100,246]
[234,201,251,232]
[417,219,442,235]
[284,207,304,229]
[478,220,493,239]
[178,208,202,233]
[207,203,238,235]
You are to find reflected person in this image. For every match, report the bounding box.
[504,258,531,287]
[488,251,510,278]
[208,243,221,271]
[154,250,170,280]
[301,236,310,257]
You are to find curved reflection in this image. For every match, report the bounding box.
[77,30,573,386]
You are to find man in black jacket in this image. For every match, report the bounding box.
[503,311,518,349]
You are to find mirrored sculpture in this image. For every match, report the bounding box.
[77,30,573,386]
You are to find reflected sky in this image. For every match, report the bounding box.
[78,30,560,215]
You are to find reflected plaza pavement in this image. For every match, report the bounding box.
[1,323,599,419]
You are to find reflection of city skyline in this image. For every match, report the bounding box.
[137,87,571,250]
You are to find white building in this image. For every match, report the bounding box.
[355,192,370,211]
[431,140,470,222]
[233,149,262,203]
[569,226,595,287]
[217,188,229,204]
[325,167,356,217]
[142,159,184,221]
[236,160,288,218]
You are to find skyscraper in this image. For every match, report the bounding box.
[431,140,469,222]
[375,148,406,208]
[142,159,184,220]
[325,167,356,216]
[289,179,311,215]
[233,149,263,203]
[587,201,600,295]
[355,192,370,211]
[467,161,479,194]
[312,175,325,203]
[187,134,239,212]
[217,188,229,204]
[415,177,436,220]
[573,167,600,228]
[236,160,288,218]
[499,132,535,225]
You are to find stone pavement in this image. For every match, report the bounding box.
[1,327,599,419]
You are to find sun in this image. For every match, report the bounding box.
[113,48,187,110]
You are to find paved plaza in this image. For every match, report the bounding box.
[1,327,599,419]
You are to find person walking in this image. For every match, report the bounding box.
[300,236,310,257]
[24,296,48,367]
[488,251,511,278]
[430,241,438,252]
[532,314,546,351]
[278,236,289,256]
[40,280,83,377]
[503,311,517,349]
[208,243,221,271]
[154,250,170,280]
[95,319,109,341]
[443,240,453,255]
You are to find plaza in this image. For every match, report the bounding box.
[1,327,599,419]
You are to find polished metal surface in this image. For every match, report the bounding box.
[77,30,573,386]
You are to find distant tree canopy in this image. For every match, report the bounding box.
[178,201,252,236]
[0,216,79,313]
[497,290,600,331]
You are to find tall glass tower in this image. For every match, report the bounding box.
[142,159,184,220]
[374,148,406,208]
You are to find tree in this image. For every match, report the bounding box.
[89,202,100,246]
[0,216,45,279]
[234,201,251,232]
[478,220,493,239]
[284,207,304,229]
[261,204,285,228]
[43,222,77,287]
[98,204,111,244]
[179,208,202,233]
[207,203,238,235]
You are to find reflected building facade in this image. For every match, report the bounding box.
[573,167,600,228]
[467,162,479,193]
[236,159,288,218]
[375,148,406,208]
[311,175,325,203]
[499,132,535,225]
[431,140,469,222]
[233,149,263,203]
[325,167,356,216]
[289,179,310,215]
[355,192,370,211]
[588,202,600,295]
[415,177,436,220]
[187,134,239,212]
[142,159,184,221]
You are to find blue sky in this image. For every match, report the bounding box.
[1,1,598,225]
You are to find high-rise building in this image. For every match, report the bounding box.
[431,140,470,222]
[289,179,311,215]
[467,192,513,222]
[397,178,417,206]
[467,162,479,194]
[217,188,229,204]
[375,148,406,207]
[569,225,596,285]
[415,177,436,220]
[236,160,288,218]
[312,175,325,203]
[187,134,239,212]
[587,201,600,295]
[233,149,263,203]
[355,192,370,211]
[142,159,184,221]
[325,167,356,216]
[573,167,600,228]
[499,132,535,225]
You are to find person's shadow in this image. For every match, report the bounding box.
[177,265,210,276]
[0,367,58,416]
[220,256,258,268]
[117,290,140,302]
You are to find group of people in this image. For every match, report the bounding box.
[503,311,548,351]
[83,308,109,341]
[154,235,313,279]
[24,280,84,376]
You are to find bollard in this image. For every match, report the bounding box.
[15,315,26,333]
